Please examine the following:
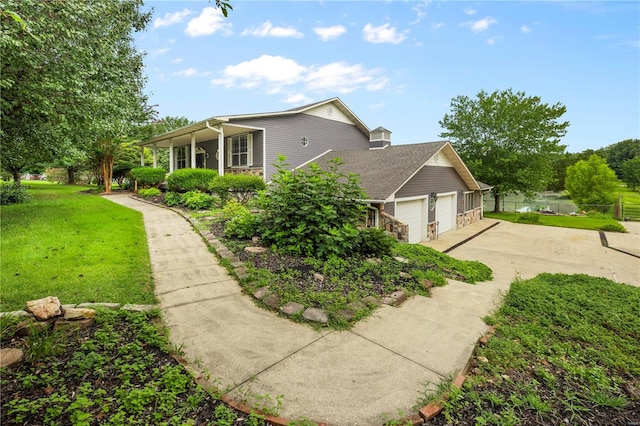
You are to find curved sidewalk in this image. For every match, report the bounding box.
[104,194,639,424]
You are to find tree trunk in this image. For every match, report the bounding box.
[67,166,76,184]
[493,194,501,213]
[11,169,21,185]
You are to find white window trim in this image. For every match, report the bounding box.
[227,134,253,168]
[464,191,475,212]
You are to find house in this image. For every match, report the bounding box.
[300,138,490,243]
[137,98,371,179]
[139,98,489,243]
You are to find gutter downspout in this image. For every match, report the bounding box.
[205,121,224,176]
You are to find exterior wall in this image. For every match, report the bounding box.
[396,166,468,200]
[456,207,482,229]
[380,211,409,242]
[230,114,369,180]
[383,201,395,217]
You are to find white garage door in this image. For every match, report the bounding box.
[396,199,425,243]
[436,194,455,234]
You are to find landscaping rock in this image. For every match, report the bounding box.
[16,318,54,336]
[0,348,24,369]
[245,246,267,254]
[477,356,489,363]
[313,273,325,283]
[348,301,367,311]
[253,287,271,300]
[76,302,121,310]
[262,293,281,309]
[393,256,409,264]
[366,258,382,265]
[0,311,30,318]
[63,308,97,320]
[399,272,412,279]
[280,302,305,316]
[54,318,95,331]
[303,308,328,324]
[423,279,434,289]
[121,304,155,312]
[26,296,62,321]
[334,309,355,322]
[362,296,381,307]
[623,382,640,400]
[381,290,406,306]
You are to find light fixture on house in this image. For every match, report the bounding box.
[300,136,309,147]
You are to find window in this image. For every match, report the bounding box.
[464,192,475,212]
[176,146,187,169]
[227,134,253,167]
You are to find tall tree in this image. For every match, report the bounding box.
[1,0,152,184]
[132,116,194,170]
[565,154,618,209]
[439,89,569,212]
[621,157,640,191]
[604,139,640,179]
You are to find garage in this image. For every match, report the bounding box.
[396,199,426,243]
[436,194,455,234]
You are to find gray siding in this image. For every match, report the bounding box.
[383,202,395,217]
[230,114,369,179]
[197,139,217,170]
[197,129,264,170]
[396,166,469,217]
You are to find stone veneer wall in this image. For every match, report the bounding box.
[456,207,482,229]
[225,168,263,177]
[426,222,438,242]
[380,211,409,242]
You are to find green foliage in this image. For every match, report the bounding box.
[604,138,640,179]
[23,326,67,365]
[354,227,397,257]
[130,167,166,188]
[224,209,262,239]
[219,199,249,221]
[181,190,214,210]
[515,212,541,224]
[485,211,628,233]
[621,156,640,191]
[439,89,569,212]
[565,154,618,209]
[0,183,32,205]
[167,168,218,192]
[598,223,627,233]
[163,191,182,207]
[138,188,161,198]
[258,156,367,258]
[209,174,266,203]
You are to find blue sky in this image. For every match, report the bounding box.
[136,1,639,153]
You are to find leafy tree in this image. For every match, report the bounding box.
[439,89,569,212]
[565,154,618,209]
[548,149,600,192]
[604,139,640,179]
[1,0,152,184]
[258,156,367,258]
[133,116,194,170]
[621,157,640,191]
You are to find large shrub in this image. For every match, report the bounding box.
[130,167,166,189]
[209,174,266,203]
[181,190,214,210]
[354,227,397,257]
[167,168,217,192]
[565,155,618,210]
[0,183,31,205]
[257,156,367,258]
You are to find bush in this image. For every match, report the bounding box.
[258,156,367,258]
[209,174,266,203]
[0,183,31,205]
[225,211,262,239]
[598,223,627,233]
[516,212,541,224]
[45,168,67,184]
[130,167,166,188]
[164,191,182,207]
[167,169,217,192]
[354,227,397,257]
[181,190,214,210]
[138,188,162,198]
[219,199,249,221]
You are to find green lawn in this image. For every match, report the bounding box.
[432,273,640,424]
[0,182,156,312]
[484,211,627,232]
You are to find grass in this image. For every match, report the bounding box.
[484,211,627,232]
[431,273,640,425]
[0,309,269,425]
[0,182,156,312]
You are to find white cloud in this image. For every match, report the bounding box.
[153,9,191,29]
[432,22,445,30]
[151,48,170,56]
[185,7,232,37]
[241,21,303,38]
[362,23,407,44]
[464,7,477,15]
[521,25,532,33]
[171,57,184,64]
[411,1,431,24]
[284,93,313,104]
[465,17,497,33]
[211,55,388,96]
[173,68,212,77]
[313,25,347,41]
[486,36,502,45]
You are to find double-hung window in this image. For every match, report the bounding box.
[176,146,187,169]
[227,134,253,167]
[464,191,475,212]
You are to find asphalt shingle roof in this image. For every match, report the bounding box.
[307,141,449,201]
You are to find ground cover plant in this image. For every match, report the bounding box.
[0,182,155,312]
[0,309,269,425]
[428,273,640,425]
[484,211,627,232]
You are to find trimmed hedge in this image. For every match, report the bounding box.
[209,174,266,202]
[130,167,166,188]
[167,168,218,192]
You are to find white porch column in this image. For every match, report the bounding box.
[169,140,174,173]
[140,146,145,166]
[190,133,196,168]
[218,131,224,176]
[152,144,158,168]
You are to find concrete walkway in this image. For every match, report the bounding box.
[104,194,640,425]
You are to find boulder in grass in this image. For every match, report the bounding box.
[26,296,62,321]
